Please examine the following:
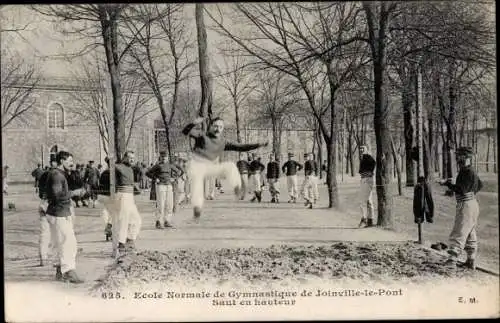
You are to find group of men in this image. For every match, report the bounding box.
[234,151,320,208]
[30,115,483,285]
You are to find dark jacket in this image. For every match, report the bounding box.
[32,167,44,181]
[236,160,250,174]
[84,167,100,187]
[46,168,72,217]
[146,162,184,185]
[266,161,280,179]
[249,160,265,175]
[413,178,434,223]
[445,166,483,196]
[359,154,376,177]
[282,160,302,176]
[304,160,318,176]
[67,170,84,191]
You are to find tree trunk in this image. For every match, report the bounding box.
[233,96,242,143]
[317,128,323,179]
[195,3,213,120]
[390,136,403,196]
[403,91,415,187]
[326,65,339,208]
[271,116,280,158]
[100,11,125,161]
[364,2,394,229]
[486,132,490,172]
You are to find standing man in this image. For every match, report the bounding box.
[3,165,9,195]
[146,151,184,229]
[84,161,100,208]
[37,159,57,266]
[438,146,483,270]
[140,163,149,189]
[236,153,250,200]
[358,145,376,228]
[301,153,319,209]
[31,163,44,194]
[249,153,265,203]
[98,157,113,242]
[110,151,143,257]
[45,151,84,283]
[175,157,189,206]
[282,153,302,203]
[266,153,281,203]
[182,116,268,219]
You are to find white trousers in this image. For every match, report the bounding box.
[156,184,174,222]
[267,178,280,197]
[287,175,299,198]
[205,177,216,199]
[301,175,319,201]
[187,157,241,209]
[110,192,142,249]
[449,199,479,259]
[38,200,55,262]
[249,173,262,193]
[176,177,187,205]
[46,213,77,273]
[101,196,112,225]
[360,177,375,219]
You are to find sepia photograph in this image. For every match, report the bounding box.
[1,2,498,321]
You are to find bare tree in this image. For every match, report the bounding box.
[1,49,40,128]
[196,3,213,120]
[32,4,164,160]
[215,40,256,143]
[207,3,369,208]
[67,55,155,154]
[126,4,196,158]
[249,71,300,158]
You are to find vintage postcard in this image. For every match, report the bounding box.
[2,2,498,322]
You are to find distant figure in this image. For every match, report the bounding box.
[3,165,9,195]
[236,153,250,200]
[282,153,302,203]
[301,152,319,209]
[266,153,281,203]
[249,153,265,203]
[32,163,45,193]
[84,161,100,208]
[358,145,376,228]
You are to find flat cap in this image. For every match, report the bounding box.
[288,152,294,156]
[159,151,167,157]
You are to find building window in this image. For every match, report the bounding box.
[48,103,64,129]
[50,145,58,163]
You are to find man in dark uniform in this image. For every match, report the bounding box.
[249,153,265,203]
[146,151,184,229]
[37,160,57,266]
[438,146,483,270]
[45,151,84,283]
[266,153,281,203]
[282,152,303,203]
[236,153,250,200]
[84,161,100,208]
[301,153,319,209]
[110,151,142,258]
[68,165,86,208]
[32,163,44,194]
[358,145,376,228]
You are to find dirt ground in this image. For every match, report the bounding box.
[3,175,499,321]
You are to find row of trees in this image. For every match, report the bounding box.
[1,3,495,229]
